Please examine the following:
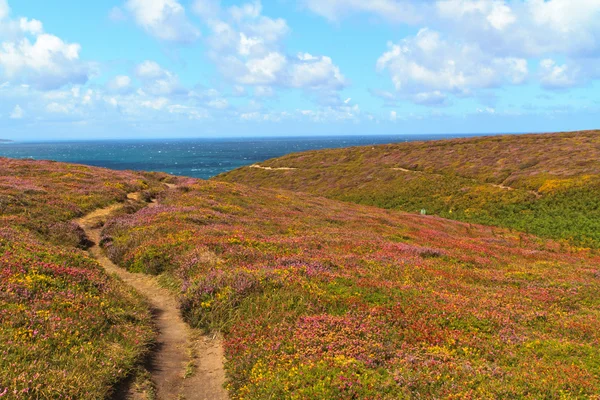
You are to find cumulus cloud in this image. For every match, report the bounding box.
[0,4,91,90]
[107,75,133,94]
[194,0,347,99]
[167,104,209,120]
[436,0,516,31]
[238,52,287,85]
[135,60,167,80]
[0,0,10,21]
[254,85,274,97]
[305,0,600,59]
[125,0,200,43]
[290,53,346,90]
[141,97,169,110]
[376,28,527,104]
[9,104,23,119]
[435,0,600,58]
[301,0,423,24]
[197,1,290,86]
[431,0,600,92]
[306,0,600,98]
[46,102,72,114]
[539,59,580,90]
[134,61,185,96]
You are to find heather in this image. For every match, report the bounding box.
[102,179,600,398]
[216,130,600,247]
[0,158,166,244]
[0,158,164,398]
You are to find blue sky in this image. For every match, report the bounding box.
[0,0,599,139]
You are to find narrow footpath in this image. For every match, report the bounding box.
[76,192,228,400]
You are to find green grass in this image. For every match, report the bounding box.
[0,158,168,399]
[216,130,600,247]
[101,179,600,398]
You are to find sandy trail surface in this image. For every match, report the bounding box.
[76,191,228,400]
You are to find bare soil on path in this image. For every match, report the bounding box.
[76,192,228,400]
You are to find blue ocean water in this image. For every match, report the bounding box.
[0,134,490,179]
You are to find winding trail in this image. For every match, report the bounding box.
[76,191,228,400]
[250,164,297,171]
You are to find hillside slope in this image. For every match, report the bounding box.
[216,130,600,247]
[102,178,600,398]
[0,158,167,398]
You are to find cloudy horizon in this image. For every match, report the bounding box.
[1,0,599,140]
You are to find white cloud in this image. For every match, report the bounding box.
[192,0,221,19]
[0,0,9,20]
[199,5,290,86]
[376,28,528,104]
[107,75,133,93]
[195,0,346,101]
[437,0,516,31]
[298,104,360,122]
[390,110,397,122]
[539,59,579,89]
[414,91,448,106]
[238,32,262,56]
[302,0,423,24]
[0,34,90,90]
[46,102,72,114]
[141,97,169,110]
[233,85,246,96]
[254,85,274,97]
[528,0,600,34]
[134,61,184,96]
[435,0,600,58]
[125,0,200,43]
[207,98,229,109]
[477,106,496,114]
[289,53,346,90]
[9,104,23,119]
[135,60,166,80]
[306,0,600,97]
[0,6,91,90]
[167,104,209,119]
[238,52,287,85]
[486,2,516,30]
[237,105,361,124]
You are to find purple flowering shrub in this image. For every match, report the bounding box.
[103,179,600,398]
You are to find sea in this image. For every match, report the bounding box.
[0,134,492,180]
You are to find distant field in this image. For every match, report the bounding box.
[102,179,600,398]
[0,158,166,398]
[217,130,600,248]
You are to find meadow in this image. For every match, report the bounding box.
[0,158,166,399]
[217,130,600,248]
[102,178,600,398]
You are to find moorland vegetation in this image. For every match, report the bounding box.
[0,158,166,398]
[217,130,600,248]
[102,178,600,398]
[3,130,600,399]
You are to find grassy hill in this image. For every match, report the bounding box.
[0,158,167,398]
[5,136,600,399]
[216,130,600,247]
[102,178,600,398]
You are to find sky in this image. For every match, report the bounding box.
[0,0,599,140]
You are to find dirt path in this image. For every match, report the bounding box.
[250,164,297,171]
[76,191,228,400]
[392,167,542,197]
